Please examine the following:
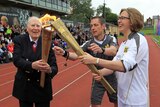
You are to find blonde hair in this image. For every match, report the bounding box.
[1,16,8,22]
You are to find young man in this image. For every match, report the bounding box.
[12,16,58,107]
[53,16,118,107]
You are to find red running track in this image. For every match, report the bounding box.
[0,36,160,107]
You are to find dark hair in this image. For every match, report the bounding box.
[120,8,144,32]
[90,16,106,25]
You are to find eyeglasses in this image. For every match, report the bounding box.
[118,16,130,20]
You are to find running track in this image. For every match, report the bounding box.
[0,36,160,107]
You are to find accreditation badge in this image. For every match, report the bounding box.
[124,46,128,53]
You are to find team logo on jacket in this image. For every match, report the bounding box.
[124,46,128,53]
[105,44,109,48]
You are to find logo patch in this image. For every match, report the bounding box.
[105,44,109,48]
[124,46,128,53]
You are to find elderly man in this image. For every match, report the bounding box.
[12,16,58,107]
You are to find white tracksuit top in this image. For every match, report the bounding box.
[114,33,149,105]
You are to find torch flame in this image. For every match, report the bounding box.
[39,14,57,31]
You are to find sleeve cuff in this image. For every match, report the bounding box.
[121,60,126,72]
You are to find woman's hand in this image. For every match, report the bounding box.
[79,52,97,65]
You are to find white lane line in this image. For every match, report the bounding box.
[0,61,66,76]
[0,66,15,71]
[0,62,81,77]
[0,70,90,102]
[0,80,14,87]
[53,70,90,97]
[0,62,82,87]
[57,62,82,75]
[0,71,16,77]
[0,95,12,102]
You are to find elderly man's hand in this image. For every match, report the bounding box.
[32,59,51,73]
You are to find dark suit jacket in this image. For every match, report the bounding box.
[12,34,58,102]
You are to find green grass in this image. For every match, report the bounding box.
[152,35,160,45]
[141,27,160,46]
[140,27,154,35]
[118,26,159,38]
[142,27,160,45]
[117,27,155,36]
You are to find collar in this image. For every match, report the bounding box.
[29,35,38,44]
[128,32,136,40]
[93,35,106,44]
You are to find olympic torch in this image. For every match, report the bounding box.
[39,14,55,87]
[39,14,116,94]
[51,18,116,94]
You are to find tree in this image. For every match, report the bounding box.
[62,0,94,26]
[106,13,118,25]
[96,5,118,25]
[96,5,111,17]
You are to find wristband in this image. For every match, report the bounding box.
[63,51,69,66]
[96,58,100,64]
[66,51,69,60]
[63,50,68,57]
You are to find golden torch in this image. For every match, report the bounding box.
[39,14,55,87]
[51,18,116,94]
[39,14,115,94]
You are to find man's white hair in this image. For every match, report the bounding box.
[27,16,42,26]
